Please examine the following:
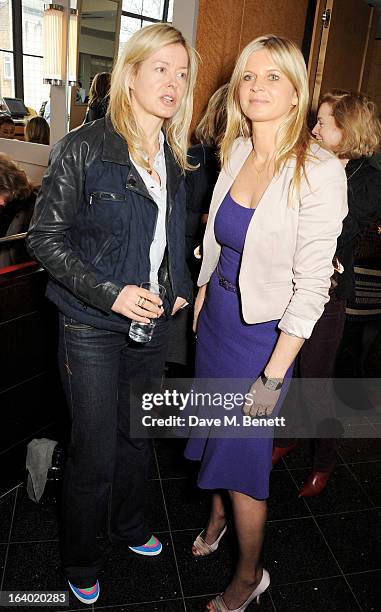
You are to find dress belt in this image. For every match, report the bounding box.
[216,265,237,293]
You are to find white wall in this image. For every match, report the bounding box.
[172,0,199,45]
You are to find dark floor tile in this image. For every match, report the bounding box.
[263,517,339,584]
[162,478,210,531]
[172,529,233,598]
[94,533,181,607]
[348,461,381,506]
[267,470,309,521]
[154,438,196,479]
[0,374,67,454]
[346,570,381,611]
[271,576,359,611]
[0,444,26,496]
[2,541,84,611]
[0,488,16,543]
[316,509,381,573]
[281,440,313,469]
[11,487,59,542]
[184,590,274,611]
[96,599,184,611]
[0,543,6,578]
[290,465,372,516]
[337,438,381,463]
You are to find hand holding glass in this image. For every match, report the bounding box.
[128,282,166,343]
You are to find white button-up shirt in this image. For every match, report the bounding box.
[130,132,167,286]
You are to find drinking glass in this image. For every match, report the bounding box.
[128,282,166,343]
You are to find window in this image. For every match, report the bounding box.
[3,53,12,79]
[0,0,14,100]
[119,0,174,56]
[21,0,47,111]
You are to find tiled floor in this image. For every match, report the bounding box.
[1,439,380,611]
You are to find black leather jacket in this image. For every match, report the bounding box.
[27,117,192,332]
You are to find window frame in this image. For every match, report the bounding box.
[9,0,173,103]
[121,0,171,26]
[3,53,13,80]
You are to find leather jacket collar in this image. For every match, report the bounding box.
[101,116,182,212]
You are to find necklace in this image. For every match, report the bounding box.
[251,150,274,179]
[346,159,365,181]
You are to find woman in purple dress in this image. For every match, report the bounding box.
[185,35,348,612]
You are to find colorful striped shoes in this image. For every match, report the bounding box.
[128,534,162,556]
[68,580,100,604]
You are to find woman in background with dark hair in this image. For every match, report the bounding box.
[83,72,111,123]
[0,154,36,267]
[25,116,50,145]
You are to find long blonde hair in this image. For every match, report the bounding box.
[109,23,199,172]
[221,35,314,205]
[194,83,229,149]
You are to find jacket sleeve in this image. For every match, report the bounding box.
[278,156,348,339]
[26,134,124,313]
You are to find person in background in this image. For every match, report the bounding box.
[41,98,51,125]
[165,84,228,374]
[0,154,37,267]
[25,116,50,145]
[273,90,381,496]
[83,72,111,123]
[27,23,198,606]
[185,35,347,612]
[187,83,228,270]
[0,116,15,139]
[76,80,86,103]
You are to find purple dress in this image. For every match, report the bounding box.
[185,192,292,500]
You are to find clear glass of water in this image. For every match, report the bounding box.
[128,282,166,343]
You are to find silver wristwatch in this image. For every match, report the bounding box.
[260,373,283,391]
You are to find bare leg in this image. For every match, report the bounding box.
[192,491,226,556]
[208,490,266,610]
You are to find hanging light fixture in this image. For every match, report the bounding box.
[67,8,78,85]
[43,4,65,85]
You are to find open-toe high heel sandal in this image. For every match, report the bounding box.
[206,568,270,611]
[192,524,227,557]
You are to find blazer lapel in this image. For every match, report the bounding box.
[211,138,253,209]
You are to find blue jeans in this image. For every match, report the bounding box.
[58,313,169,586]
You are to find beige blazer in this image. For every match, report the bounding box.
[198,138,348,339]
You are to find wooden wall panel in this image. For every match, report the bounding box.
[359,8,379,93]
[240,0,309,49]
[193,0,309,127]
[193,0,245,128]
[320,0,372,93]
[366,39,381,111]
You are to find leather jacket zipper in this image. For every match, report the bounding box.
[89,191,128,205]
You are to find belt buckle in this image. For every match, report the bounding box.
[218,276,236,293]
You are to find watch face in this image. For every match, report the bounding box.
[266,379,278,391]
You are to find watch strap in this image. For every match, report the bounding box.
[260,373,283,391]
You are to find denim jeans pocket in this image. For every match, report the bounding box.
[63,316,95,331]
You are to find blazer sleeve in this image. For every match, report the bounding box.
[278,156,348,339]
